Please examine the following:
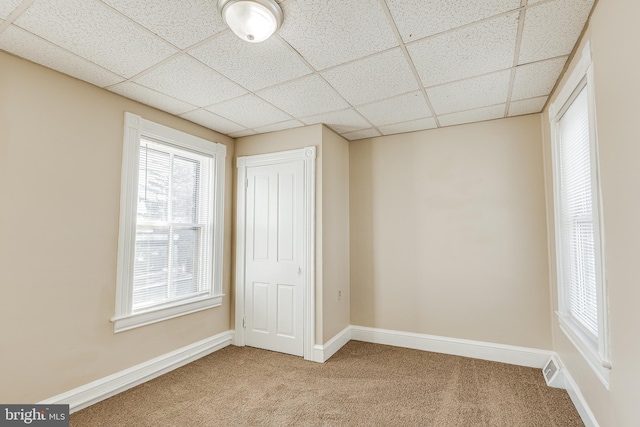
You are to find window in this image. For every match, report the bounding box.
[549,42,610,387]
[112,113,226,332]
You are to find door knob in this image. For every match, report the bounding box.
[297,267,302,276]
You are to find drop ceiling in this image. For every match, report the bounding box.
[0,0,595,140]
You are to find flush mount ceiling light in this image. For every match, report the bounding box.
[218,0,284,43]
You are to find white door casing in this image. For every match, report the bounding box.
[235,147,316,360]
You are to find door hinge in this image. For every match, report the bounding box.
[246,178,249,188]
[242,317,246,328]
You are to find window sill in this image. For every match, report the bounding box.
[111,294,223,333]
[556,311,611,389]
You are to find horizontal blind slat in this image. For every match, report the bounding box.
[557,87,599,338]
[132,139,214,312]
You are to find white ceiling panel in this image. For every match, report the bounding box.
[301,108,371,134]
[356,91,431,127]
[101,0,226,49]
[341,128,382,141]
[189,32,312,91]
[427,70,511,115]
[519,0,594,64]
[258,74,349,117]
[207,94,292,129]
[277,0,398,70]
[379,117,438,136]
[408,13,519,87]
[438,104,506,127]
[511,56,567,100]
[135,55,246,107]
[109,82,195,115]
[321,48,418,106]
[254,120,305,134]
[180,109,246,134]
[0,0,22,19]
[0,25,123,88]
[386,0,521,43]
[13,0,176,78]
[0,0,594,137]
[508,96,548,116]
[229,129,258,138]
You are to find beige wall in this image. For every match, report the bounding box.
[350,115,552,349]
[542,0,640,425]
[320,127,350,341]
[0,52,235,403]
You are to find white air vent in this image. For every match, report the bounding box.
[543,356,564,388]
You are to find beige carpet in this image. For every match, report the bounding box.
[70,341,583,426]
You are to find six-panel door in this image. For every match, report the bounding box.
[244,160,304,356]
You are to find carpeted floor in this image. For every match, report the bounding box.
[70,341,583,426]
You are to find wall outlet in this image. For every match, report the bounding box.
[338,290,342,301]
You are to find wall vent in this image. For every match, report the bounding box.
[543,356,564,388]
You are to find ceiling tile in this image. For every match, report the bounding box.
[301,109,371,134]
[0,0,22,19]
[254,120,306,134]
[321,48,418,106]
[180,109,246,134]
[189,32,312,91]
[0,25,124,87]
[408,13,519,87]
[101,0,226,49]
[230,129,258,138]
[341,128,381,141]
[386,0,521,43]
[519,0,595,64]
[207,94,292,129]
[2,0,593,135]
[356,91,431,127]
[508,96,548,116]
[511,56,567,100]
[427,70,511,115]
[135,55,246,107]
[277,0,398,70]
[378,117,438,135]
[438,104,506,127]
[258,75,349,118]
[13,0,176,78]
[109,82,195,115]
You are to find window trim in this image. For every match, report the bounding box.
[549,41,611,387]
[112,112,226,333]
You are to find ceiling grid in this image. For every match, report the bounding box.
[0,0,595,140]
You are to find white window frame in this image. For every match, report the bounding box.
[549,42,611,387]
[112,112,226,333]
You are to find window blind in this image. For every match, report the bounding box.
[132,138,213,311]
[557,87,598,338]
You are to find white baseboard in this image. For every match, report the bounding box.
[37,325,599,427]
[351,326,598,426]
[556,358,600,427]
[313,326,352,363]
[39,330,234,413]
[350,325,553,368]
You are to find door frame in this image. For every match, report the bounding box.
[234,146,316,361]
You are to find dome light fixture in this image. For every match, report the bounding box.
[218,0,284,43]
